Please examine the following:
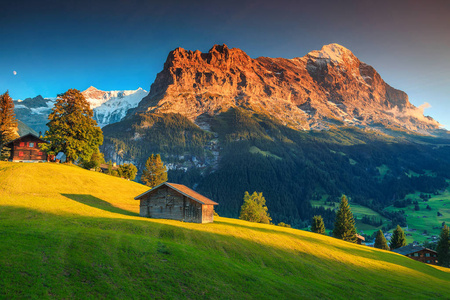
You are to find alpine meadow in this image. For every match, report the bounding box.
[1,162,449,299]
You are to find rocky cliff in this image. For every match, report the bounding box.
[135,44,439,133]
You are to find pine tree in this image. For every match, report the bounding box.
[141,154,168,188]
[239,191,272,224]
[389,225,406,250]
[118,163,138,180]
[0,91,18,159]
[332,195,357,242]
[436,225,450,267]
[311,215,326,234]
[43,89,103,163]
[374,229,389,250]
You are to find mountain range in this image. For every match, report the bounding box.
[134,43,440,134]
[13,87,148,133]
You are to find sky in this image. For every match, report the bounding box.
[1,0,449,127]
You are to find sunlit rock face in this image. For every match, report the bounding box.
[134,44,439,133]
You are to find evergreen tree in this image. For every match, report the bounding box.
[141,154,168,188]
[239,191,272,224]
[436,225,450,267]
[43,89,103,163]
[332,195,357,242]
[374,229,389,250]
[311,215,326,234]
[0,91,18,159]
[81,150,105,170]
[389,225,406,250]
[118,163,138,180]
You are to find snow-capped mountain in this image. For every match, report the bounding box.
[14,96,55,134]
[13,87,148,133]
[84,87,148,127]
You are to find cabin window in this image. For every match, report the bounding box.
[29,142,34,148]
[19,151,24,157]
[38,151,43,156]
[425,253,430,257]
[414,253,419,257]
[20,142,24,147]
[426,260,430,263]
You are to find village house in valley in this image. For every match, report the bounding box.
[392,244,438,265]
[4,133,49,162]
[135,182,218,223]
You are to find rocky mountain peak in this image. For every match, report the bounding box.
[306,43,355,65]
[135,44,440,134]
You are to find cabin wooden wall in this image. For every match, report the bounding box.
[406,249,438,265]
[202,205,214,223]
[139,186,207,223]
[10,136,47,162]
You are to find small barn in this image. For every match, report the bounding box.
[3,133,49,162]
[356,234,365,245]
[392,244,438,265]
[134,182,218,223]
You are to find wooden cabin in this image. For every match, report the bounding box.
[392,244,438,265]
[356,234,365,245]
[4,133,49,162]
[134,182,218,223]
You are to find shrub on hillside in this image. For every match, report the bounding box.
[239,191,272,224]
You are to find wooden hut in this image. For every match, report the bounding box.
[134,182,218,223]
[3,133,49,162]
[356,234,365,245]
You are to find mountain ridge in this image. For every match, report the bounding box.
[13,87,148,132]
[133,43,440,134]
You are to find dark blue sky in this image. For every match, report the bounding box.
[1,0,449,127]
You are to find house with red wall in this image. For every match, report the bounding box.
[4,133,49,162]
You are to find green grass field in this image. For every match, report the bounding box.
[384,191,450,243]
[1,162,449,299]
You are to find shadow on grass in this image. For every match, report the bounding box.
[62,194,139,217]
[1,205,449,299]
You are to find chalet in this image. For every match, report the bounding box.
[99,163,119,173]
[356,234,365,245]
[392,244,438,265]
[3,133,49,162]
[134,182,218,223]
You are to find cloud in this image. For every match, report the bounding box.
[417,102,431,112]
[388,102,440,126]
[13,71,17,75]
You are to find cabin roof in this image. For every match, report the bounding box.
[392,244,437,255]
[3,133,49,147]
[99,163,119,170]
[356,234,365,241]
[134,182,218,205]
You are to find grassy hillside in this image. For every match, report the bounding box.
[1,162,449,299]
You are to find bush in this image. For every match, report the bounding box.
[239,191,272,224]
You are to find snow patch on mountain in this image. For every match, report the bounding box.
[13,87,148,132]
[86,87,148,127]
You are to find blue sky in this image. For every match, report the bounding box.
[1,0,449,127]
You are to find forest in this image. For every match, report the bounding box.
[102,108,450,228]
